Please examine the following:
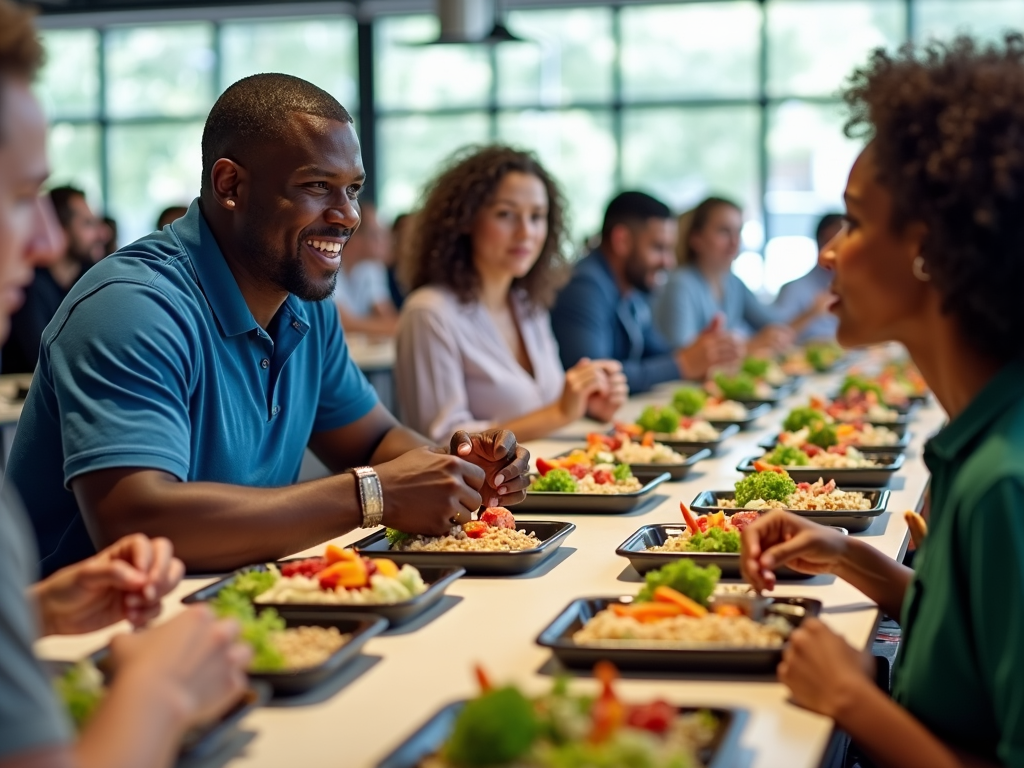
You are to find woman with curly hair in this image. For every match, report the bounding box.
[396,146,627,443]
[741,35,1024,767]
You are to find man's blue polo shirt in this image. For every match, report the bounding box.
[6,201,379,576]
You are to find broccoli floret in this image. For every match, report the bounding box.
[764,444,810,467]
[741,357,771,378]
[841,374,884,400]
[714,372,757,400]
[612,463,632,482]
[636,405,680,434]
[734,469,797,506]
[685,527,741,553]
[444,686,538,766]
[806,342,842,372]
[807,422,838,448]
[54,661,104,731]
[530,468,578,493]
[782,406,827,433]
[385,528,412,547]
[636,559,720,606]
[672,386,708,417]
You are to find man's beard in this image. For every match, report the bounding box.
[240,228,339,303]
[624,251,656,293]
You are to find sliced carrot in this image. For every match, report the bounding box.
[679,502,701,535]
[474,664,492,693]
[611,602,684,622]
[641,431,655,447]
[652,586,708,617]
[712,604,744,617]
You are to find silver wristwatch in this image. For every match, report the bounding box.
[351,466,384,528]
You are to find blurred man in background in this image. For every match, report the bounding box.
[773,212,842,342]
[551,191,743,393]
[332,201,399,337]
[156,205,188,230]
[1,185,108,373]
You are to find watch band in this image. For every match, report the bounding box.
[351,466,384,528]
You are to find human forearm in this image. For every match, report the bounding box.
[835,679,999,768]
[77,470,364,572]
[833,538,913,618]
[73,670,189,768]
[369,425,434,464]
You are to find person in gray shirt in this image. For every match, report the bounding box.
[0,4,251,767]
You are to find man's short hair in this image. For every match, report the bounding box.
[201,73,353,196]
[49,185,85,230]
[0,0,44,146]
[601,191,672,241]
[815,212,844,247]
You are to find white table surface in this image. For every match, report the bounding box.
[35,369,945,768]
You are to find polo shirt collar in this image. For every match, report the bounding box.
[173,200,260,338]
[928,359,1024,461]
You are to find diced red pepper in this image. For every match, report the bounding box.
[569,464,589,479]
[592,469,613,485]
[280,557,328,578]
[803,444,822,457]
[753,460,784,474]
[626,700,676,734]
[536,458,558,476]
[480,507,516,529]
[474,664,492,693]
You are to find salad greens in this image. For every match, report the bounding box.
[713,372,757,400]
[806,422,838,449]
[740,357,771,378]
[805,342,842,372]
[671,387,707,417]
[734,469,797,507]
[782,406,827,433]
[54,660,104,730]
[444,686,539,766]
[612,464,633,483]
[210,588,286,672]
[530,468,578,493]
[764,444,810,467]
[841,374,884,401]
[636,405,681,434]
[636,559,720,607]
[684,527,740,553]
[229,569,277,600]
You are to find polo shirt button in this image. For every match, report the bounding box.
[291,321,301,330]
[260,358,269,369]
[272,405,280,415]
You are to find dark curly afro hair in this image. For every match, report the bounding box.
[407,145,571,308]
[843,34,1024,362]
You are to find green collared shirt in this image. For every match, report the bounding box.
[893,361,1024,766]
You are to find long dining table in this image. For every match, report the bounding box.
[34,357,944,768]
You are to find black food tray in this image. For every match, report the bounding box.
[537,596,822,673]
[649,423,741,454]
[690,489,889,533]
[45,659,270,759]
[760,430,910,453]
[377,700,746,768]
[183,564,464,627]
[615,523,817,579]
[251,611,386,696]
[555,447,711,481]
[349,521,575,575]
[519,473,671,513]
[706,403,771,431]
[737,452,905,487]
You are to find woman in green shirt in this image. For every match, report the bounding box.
[741,36,1024,768]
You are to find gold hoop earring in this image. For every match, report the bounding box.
[912,256,930,282]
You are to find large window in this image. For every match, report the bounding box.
[35,1,1024,291]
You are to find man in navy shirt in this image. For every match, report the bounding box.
[8,74,528,576]
[551,192,742,393]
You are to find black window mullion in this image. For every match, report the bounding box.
[758,0,769,257]
[97,26,110,213]
[612,3,623,192]
[357,17,378,204]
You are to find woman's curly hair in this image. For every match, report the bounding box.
[406,145,571,308]
[843,34,1024,361]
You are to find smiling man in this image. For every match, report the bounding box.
[7,74,529,577]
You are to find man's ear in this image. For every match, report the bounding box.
[209,158,249,212]
[608,223,634,259]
